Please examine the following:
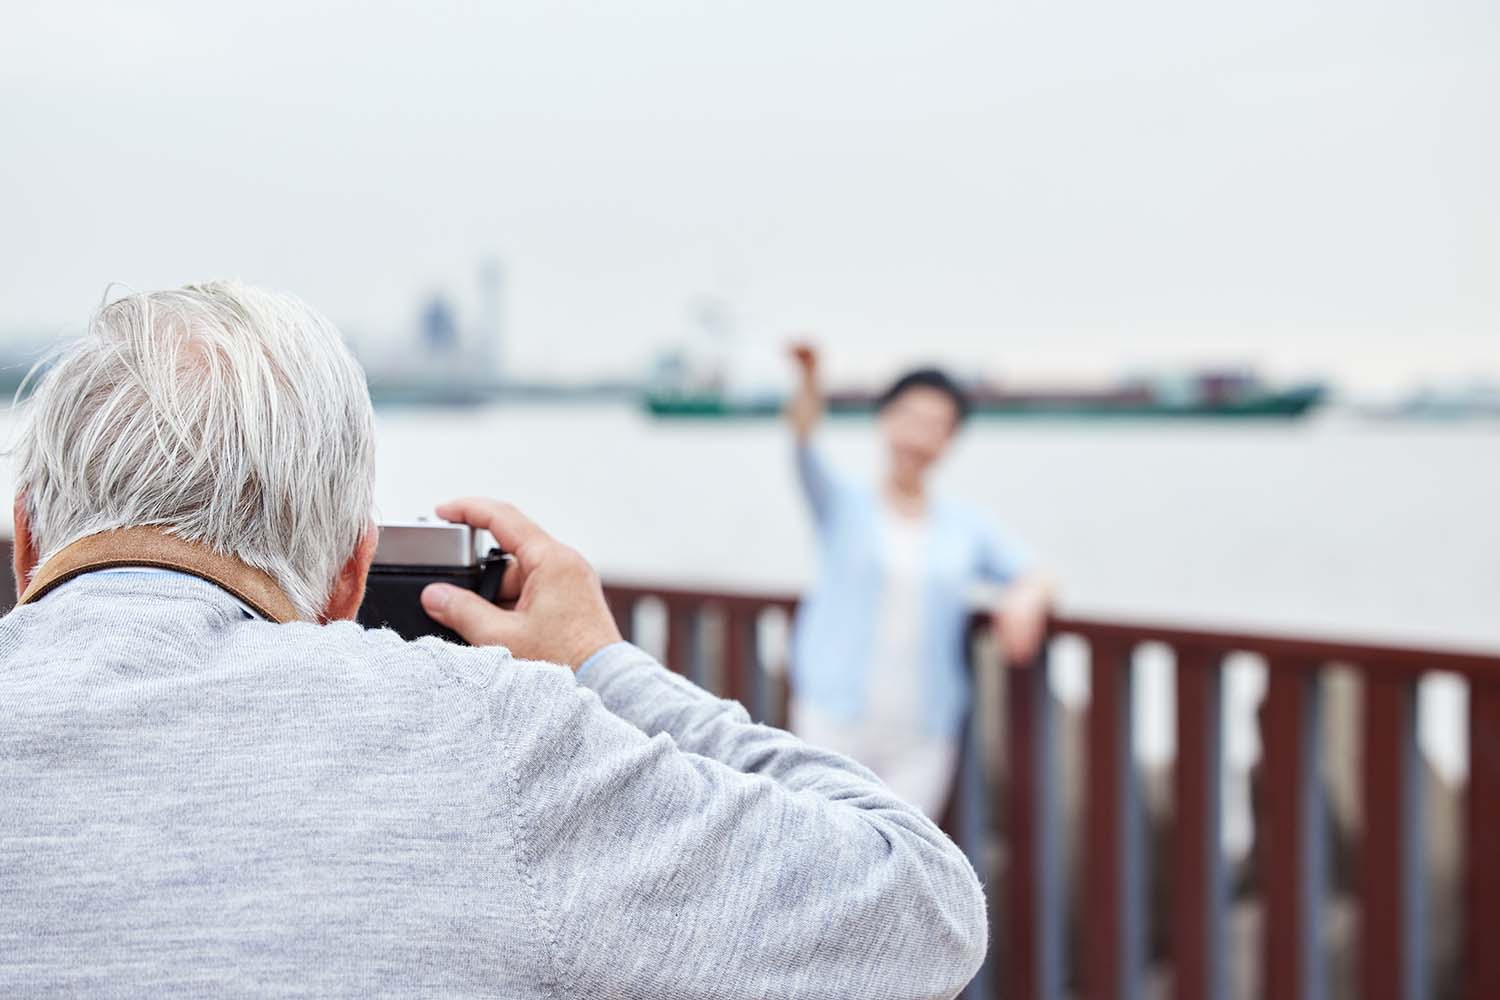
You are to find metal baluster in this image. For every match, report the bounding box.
[1464,677,1500,1000]
[1088,638,1145,1000]
[1173,645,1228,1000]
[1004,641,1064,1000]
[1262,660,1327,1000]
[1361,671,1426,1000]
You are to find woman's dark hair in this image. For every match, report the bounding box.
[876,368,971,426]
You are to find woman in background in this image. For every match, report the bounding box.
[787,343,1054,819]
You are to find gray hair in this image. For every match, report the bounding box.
[11,280,376,619]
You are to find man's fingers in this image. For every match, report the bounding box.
[497,555,524,602]
[434,497,552,566]
[421,582,516,647]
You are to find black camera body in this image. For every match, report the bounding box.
[356,521,507,643]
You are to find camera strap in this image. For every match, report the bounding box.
[17,526,300,624]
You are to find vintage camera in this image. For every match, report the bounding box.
[356,520,508,643]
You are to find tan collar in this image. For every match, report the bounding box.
[18,526,300,624]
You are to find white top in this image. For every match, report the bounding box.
[791,505,959,818]
[864,508,929,735]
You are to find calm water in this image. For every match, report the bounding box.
[7,402,1488,645]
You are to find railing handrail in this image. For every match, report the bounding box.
[601,580,799,614]
[1045,613,1500,678]
[603,577,1500,679]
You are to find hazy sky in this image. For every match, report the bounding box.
[2,0,1496,386]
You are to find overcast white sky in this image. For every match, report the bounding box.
[1,0,1496,387]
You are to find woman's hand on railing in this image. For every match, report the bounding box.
[994,574,1055,666]
[419,497,623,670]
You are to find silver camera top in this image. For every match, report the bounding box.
[372,520,485,568]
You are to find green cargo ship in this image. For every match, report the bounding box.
[645,377,1325,421]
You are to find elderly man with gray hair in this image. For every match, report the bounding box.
[0,281,986,998]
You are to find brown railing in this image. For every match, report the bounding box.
[601,580,1500,1000]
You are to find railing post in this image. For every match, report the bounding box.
[773,635,791,732]
[1466,677,1500,1000]
[665,599,696,678]
[1261,660,1327,1000]
[723,607,754,713]
[605,591,635,644]
[1173,645,1227,1000]
[1087,638,1145,1000]
[953,709,992,1000]
[1360,673,1425,1000]
[1003,646,1063,1000]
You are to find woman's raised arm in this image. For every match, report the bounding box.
[785,341,824,442]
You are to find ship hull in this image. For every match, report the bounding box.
[645,386,1324,420]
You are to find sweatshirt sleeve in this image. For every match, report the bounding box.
[502,643,987,1000]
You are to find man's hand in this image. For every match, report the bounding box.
[418,498,623,669]
[994,575,1055,666]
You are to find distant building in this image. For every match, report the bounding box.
[420,294,459,354]
[476,258,503,380]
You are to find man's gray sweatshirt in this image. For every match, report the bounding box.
[0,571,987,998]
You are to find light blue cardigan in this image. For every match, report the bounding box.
[791,442,1032,741]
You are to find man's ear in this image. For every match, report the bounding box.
[12,495,38,598]
[319,523,379,623]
